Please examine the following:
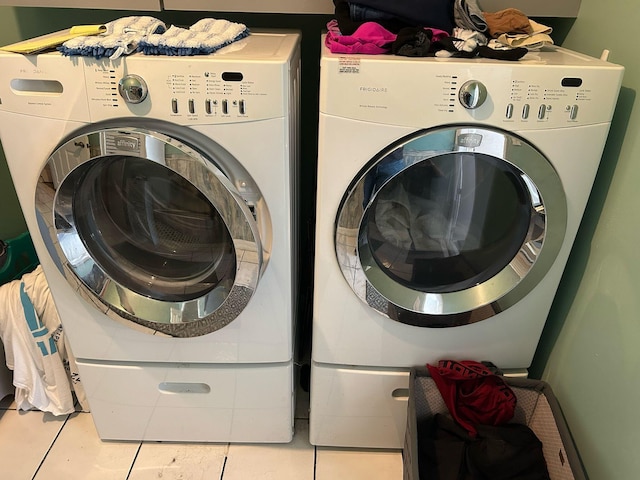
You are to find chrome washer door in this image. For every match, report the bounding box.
[336,126,567,327]
[36,122,269,337]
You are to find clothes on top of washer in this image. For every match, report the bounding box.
[0,266,89,415]
[59,16,166,59]
[494,19,554,51]
[325,21,400,54]
[483,8,531,38]
[346,0,455,33]
[138,18,250,56]
[330,2,551,57]
[59,16,249,59]
[453,0,488,33]
[391,27,449,56]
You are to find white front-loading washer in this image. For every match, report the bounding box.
[0,31,300,442]
[310,39,623,448]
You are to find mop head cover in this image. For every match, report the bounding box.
[138,18,250,56]
[59,16,166,59]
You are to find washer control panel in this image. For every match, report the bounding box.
[83,56,286,124]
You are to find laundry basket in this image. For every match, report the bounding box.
[0,231,39,286]
[403,367,586,480]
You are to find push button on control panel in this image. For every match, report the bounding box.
[222,99,228,115]
[205,99,212,114]
[538,104,547,120]
[188,99,195,114]
[522,104,530,119]
[171,98,178,114]
[506,103,514,119]
[239,99,246,115]
[570,104,579,120]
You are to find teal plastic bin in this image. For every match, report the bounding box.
[0,231,39,285]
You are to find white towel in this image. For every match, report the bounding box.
[0,266,88,415]
[139,18,249,56]
[60,16,166,60]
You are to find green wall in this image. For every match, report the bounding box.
[529,1,640,479]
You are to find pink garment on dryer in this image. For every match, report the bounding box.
[325,21,396,54]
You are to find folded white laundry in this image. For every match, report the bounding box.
[139,18,250,56]
[496,19,554,51]
[59,16,166,59]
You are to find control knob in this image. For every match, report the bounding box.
[458,80,487,109]
[118,74,148,104]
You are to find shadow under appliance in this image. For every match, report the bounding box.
[310,39,623,448]
[0,31,300,442]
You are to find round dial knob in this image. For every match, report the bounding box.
[118,74,148,104]
[458,80,487,109]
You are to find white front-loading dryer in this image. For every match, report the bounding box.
[311,39,623,448]
[0,31,300,442]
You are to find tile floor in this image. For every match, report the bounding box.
[0,387,403,479]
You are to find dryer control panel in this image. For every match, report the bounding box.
[320,44,624,131]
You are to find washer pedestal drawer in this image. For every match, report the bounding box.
[309,362,410,449]
[76,360,294,443]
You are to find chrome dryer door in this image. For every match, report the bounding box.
[36,120,270,337]
[335,126,567,327]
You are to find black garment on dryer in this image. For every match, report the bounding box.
[417,414,550,480]
[334,0,412,35]
[391,27,433,56]
[350,0,455,33]
[432,36,478,58]
[431,39,528,60]
[477,45,528,61]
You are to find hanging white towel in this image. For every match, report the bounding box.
[0,266,88,415]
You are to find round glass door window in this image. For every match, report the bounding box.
[336,126,567,327]
[72,156,236,302]
[362,152,532,293]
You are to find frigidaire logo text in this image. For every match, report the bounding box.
[114,136,139,151]
[457,133,483,148]
[359,86,388,93]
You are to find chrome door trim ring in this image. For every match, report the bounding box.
[36,119,268,337]
[335,125,567,327]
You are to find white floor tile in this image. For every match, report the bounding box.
[0,409,68,479]
[315,447,403,480]
[128,442,228,480]
[34,411,139,480]
[222,419,314,480]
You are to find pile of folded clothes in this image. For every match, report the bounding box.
[59,16,250,59]
[327,0,554,61]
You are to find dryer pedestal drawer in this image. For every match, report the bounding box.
[76,360,294,443]
[309,362,410,449]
